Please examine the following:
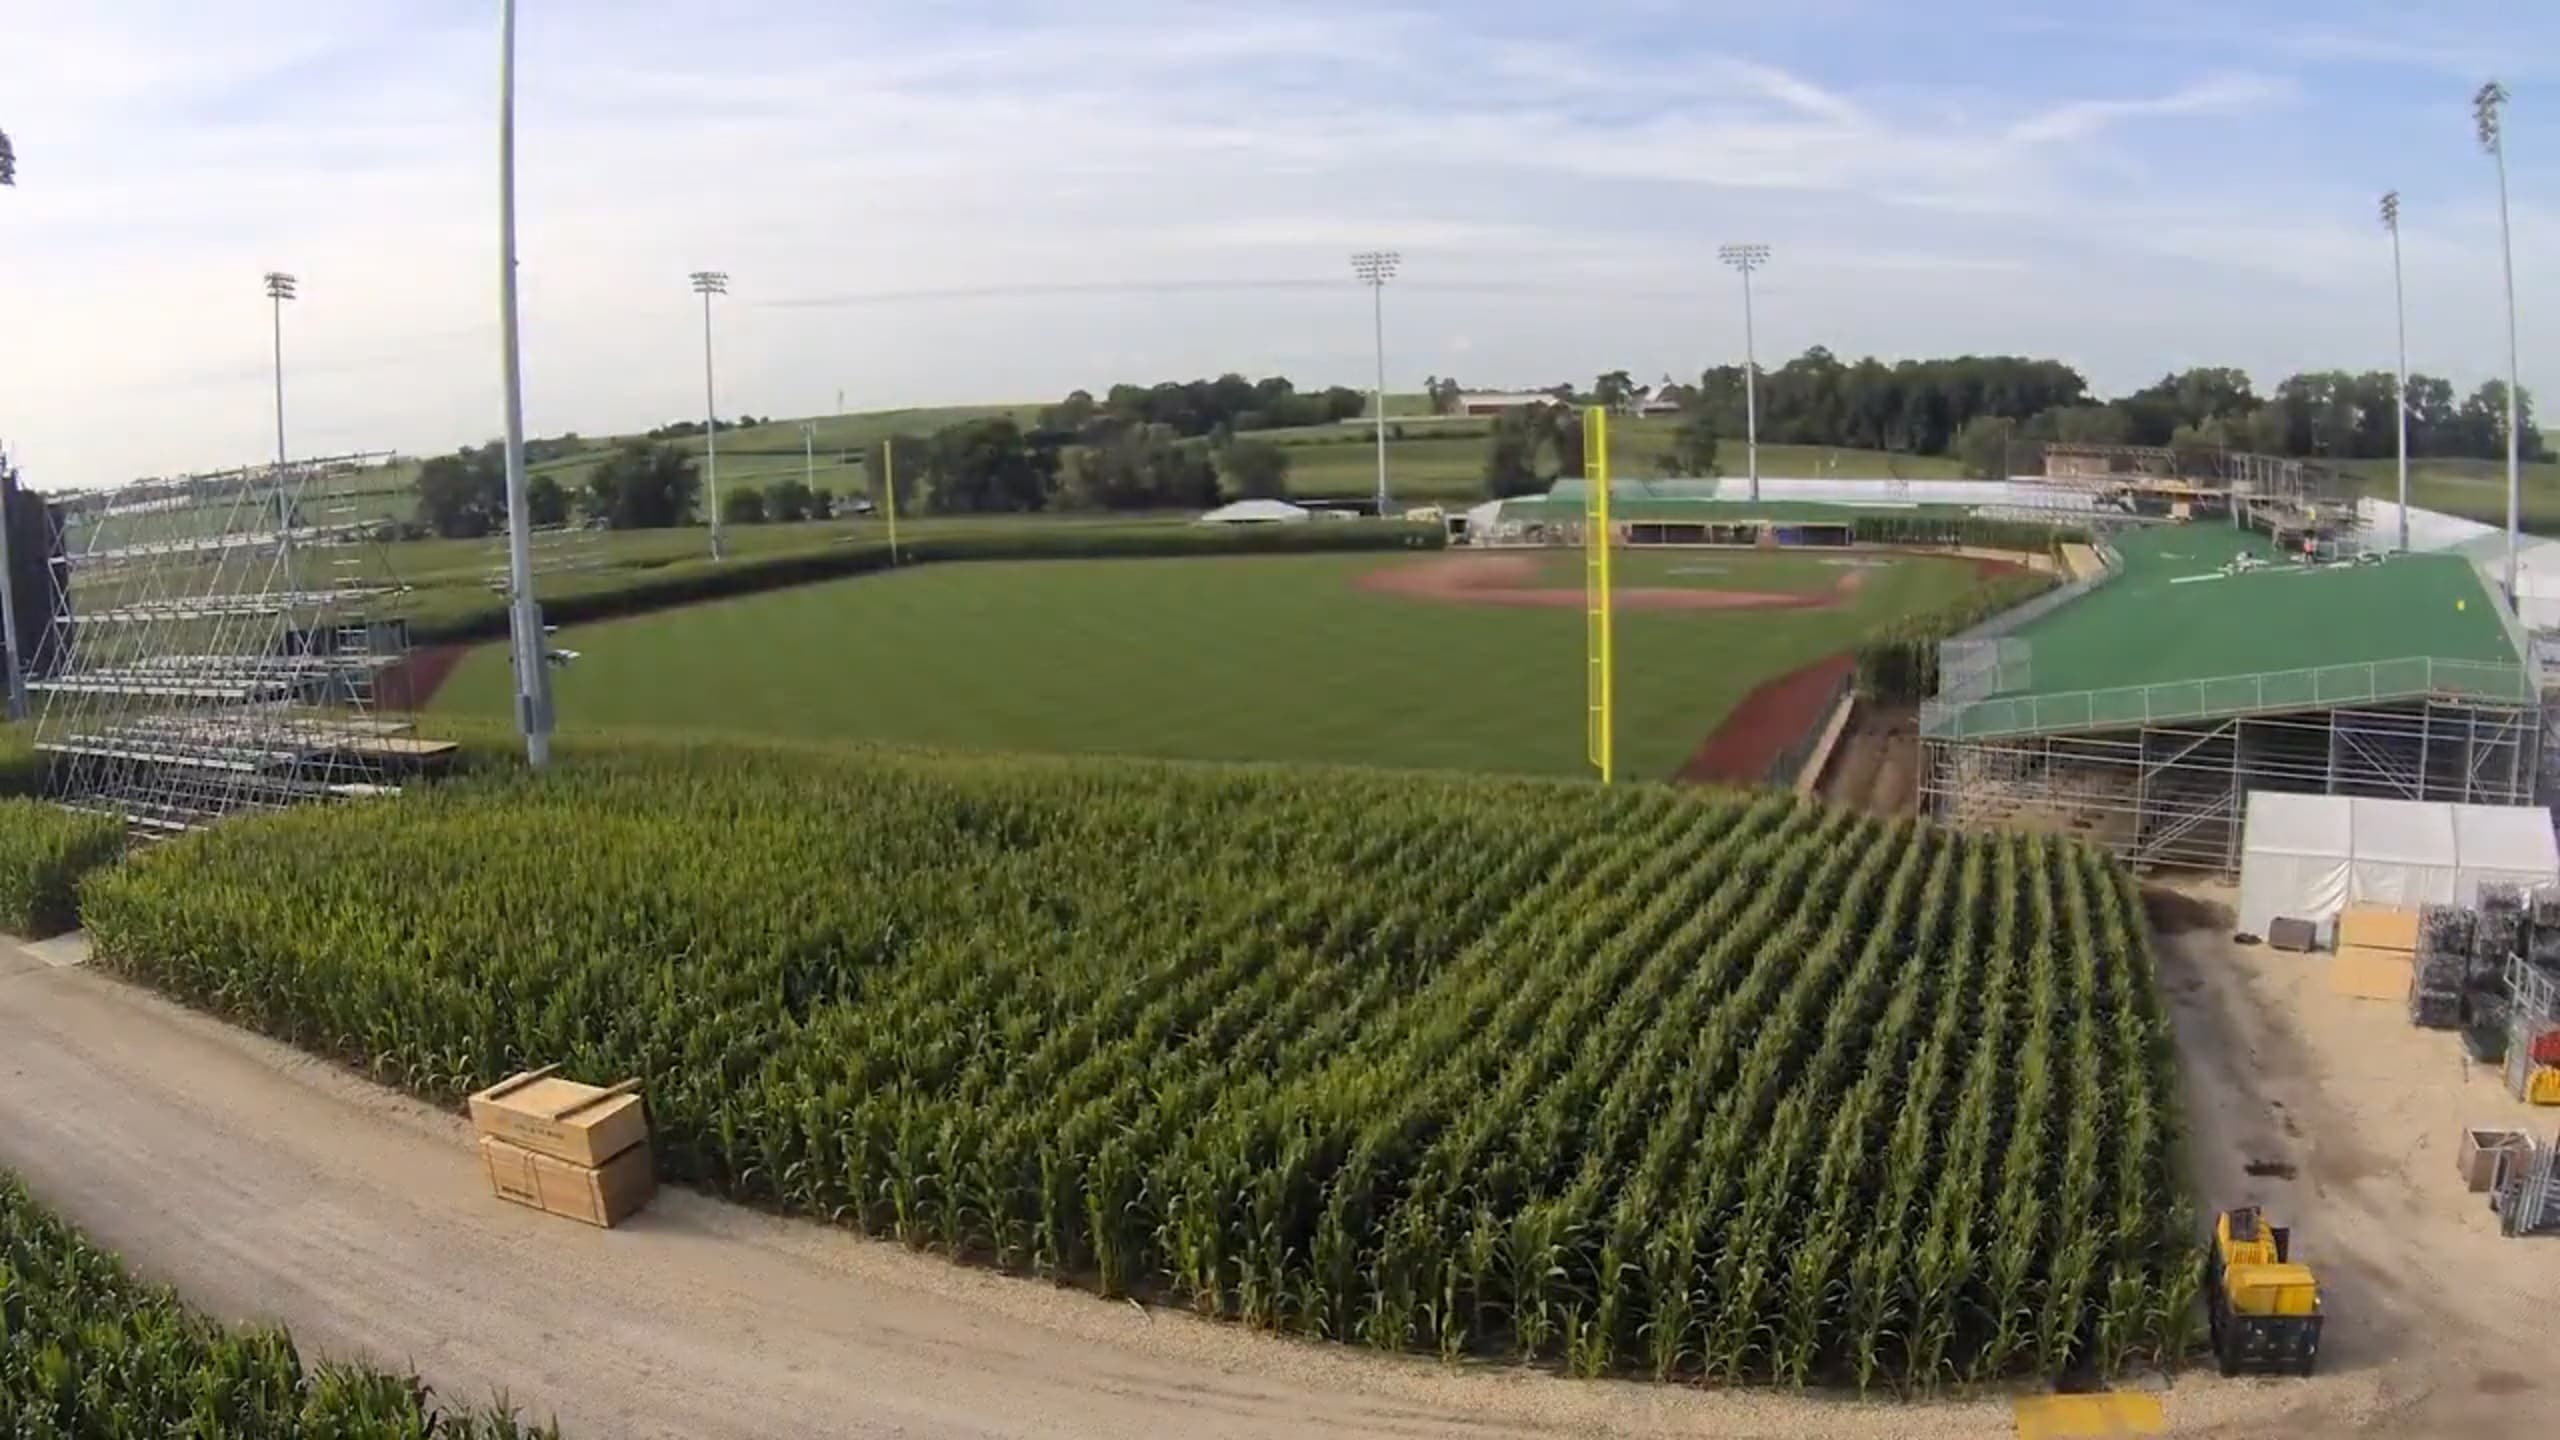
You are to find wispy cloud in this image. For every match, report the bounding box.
[0,1,2551,487]
[2005,73,2296,146]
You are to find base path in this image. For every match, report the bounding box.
[0,943,2343,1439]
[1360,552,1855,611]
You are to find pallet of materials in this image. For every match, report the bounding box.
[468,1066,655,1227]
[2338,903,2420,954]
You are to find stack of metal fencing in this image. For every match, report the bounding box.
[2412,904,2471,1029]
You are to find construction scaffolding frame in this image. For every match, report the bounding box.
[1922,689,2540,871]
[32,451,430,836]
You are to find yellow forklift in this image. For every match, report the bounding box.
[2206,1206,2323,1376]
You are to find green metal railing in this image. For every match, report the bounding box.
[1920,655,2536,741]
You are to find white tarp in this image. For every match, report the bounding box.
[2238,791,2560,936]
[1195,499,1310,524]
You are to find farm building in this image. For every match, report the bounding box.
[1919,521,2541,871]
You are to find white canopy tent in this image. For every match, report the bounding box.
[2237,791,2560,936]
[1195,499,1310,525]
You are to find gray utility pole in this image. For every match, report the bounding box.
[2476,80,2522,600]
[2381,191,2411,553]
[497,0,551,767]
[690,270,729,559]
[1718,243,1772,503]
[1351,250,1399,518]
[803,421,815,496]
[0,127,26,724]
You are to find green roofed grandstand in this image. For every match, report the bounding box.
[1929,524,2529,739]
[1920,518,2541,872]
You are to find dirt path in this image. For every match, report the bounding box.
[1815,701,1920,816]
[2147,883,2560,1437]
[1360,552,1854,612]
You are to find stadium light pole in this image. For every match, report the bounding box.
[2476,81,2521,601]
[497,0,551,768]
[0,126,24,724]
[2381,190,2410,553]
[1351,250,1399,517]
[262,271,296,478]
[1718,243,1771,503]
[691,269,729,560]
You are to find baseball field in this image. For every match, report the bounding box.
[426,547,1998,779]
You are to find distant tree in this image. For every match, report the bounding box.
[1217,438,1291,500]
[2048,404,2133,447]
[1482,403,1584,497]
[1042,389,1100,432]
[582,441,701,529]
[412,444,506,538]
[872,433,930,514]
[766,477,813,523]
[1953,415,2014,480]
[1482,427,1543,498]
[1593,370,1636,414]
[1549,407,1587,480]
[809,485,837,520]
[526,472,569,527]
[1060,424,1218,511]
[922,417,1060,514]
[1424,375,1465,416]
[722,486,768,525]
[1660,410,1720,478]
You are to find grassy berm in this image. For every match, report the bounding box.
[82,738,2193,1388]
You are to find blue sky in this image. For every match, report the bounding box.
[0,0,2553,487]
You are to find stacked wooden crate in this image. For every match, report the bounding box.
[467,1066,656,1228]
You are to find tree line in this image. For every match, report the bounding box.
[1442,353,2544,496]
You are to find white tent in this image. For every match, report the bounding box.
[1195,499,1310,525]
[2237,791,2560,936]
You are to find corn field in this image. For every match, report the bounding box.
[81,744,2195,1387]
[0,1172,558,1436]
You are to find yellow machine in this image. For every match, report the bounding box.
[2206,1206,2323,1376]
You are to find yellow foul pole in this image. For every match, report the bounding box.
[1584,407,1614,784]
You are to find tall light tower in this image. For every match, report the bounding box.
[1351,250,1399,518]
[1718,243,1771,502]
[691,269,730,559]
[0,126,24,724]
[497,0,550,767]
[2475,81,2523,600]
[262,271,297,480]
[2381,191,2411,553]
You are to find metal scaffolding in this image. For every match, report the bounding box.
[32,452,428,835]
[1922,692,2541,872]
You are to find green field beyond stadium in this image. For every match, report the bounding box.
[1933,521,2525,739]
[431,550,1988,778]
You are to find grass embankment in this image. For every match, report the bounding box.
[0,1171,556,1435]
[81,741,2190,1387]
[429,549,1987,779]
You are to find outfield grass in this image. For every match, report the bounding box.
[429,550,1987,778]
